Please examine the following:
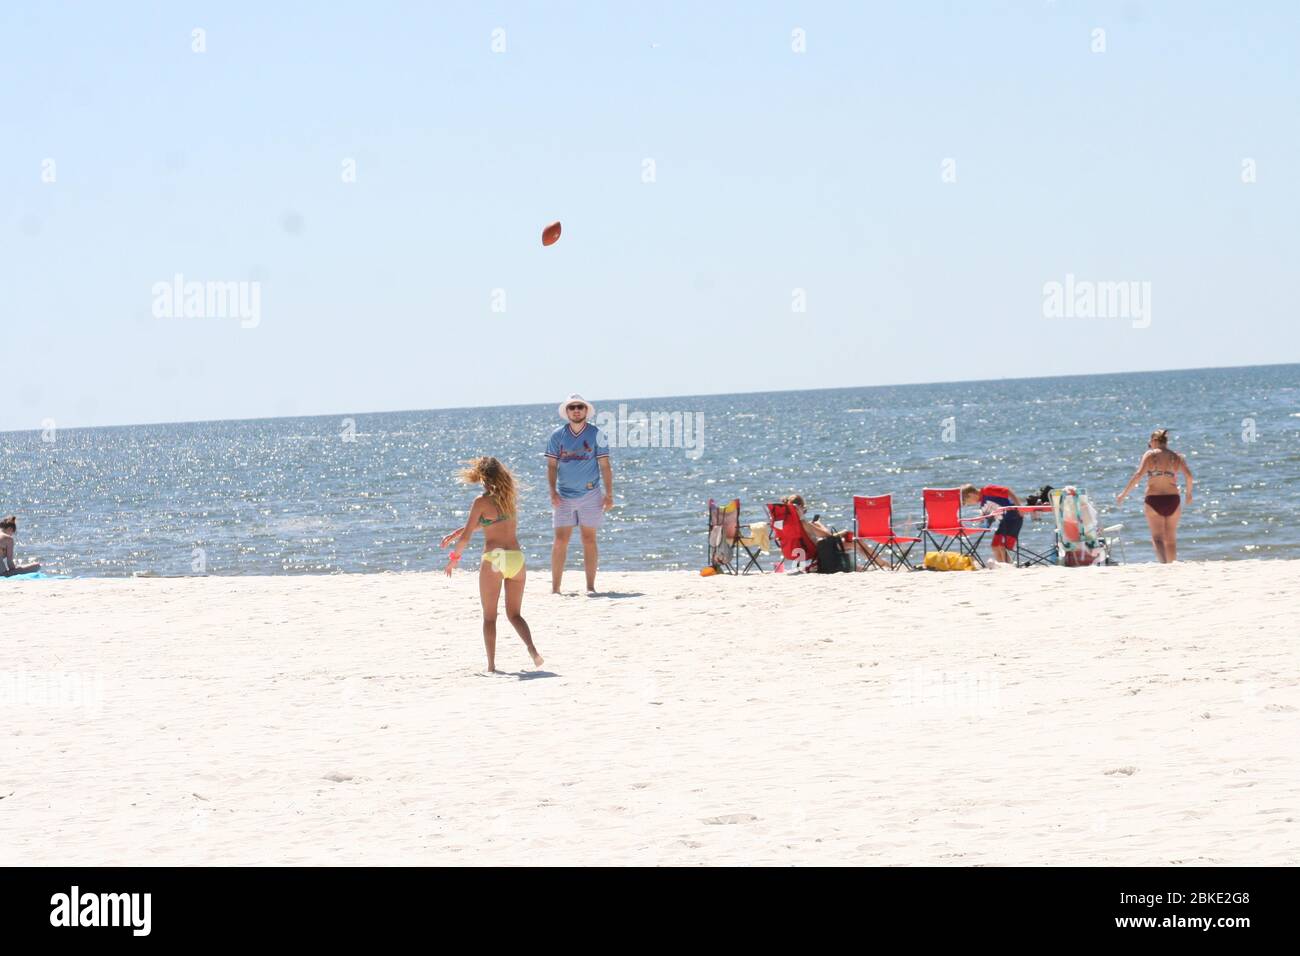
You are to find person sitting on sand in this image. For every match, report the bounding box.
[441,457,543,673]
[962,484,1024,565]
[1116,428,1194,563]
[782,495,887,570]
[0,516,40,577]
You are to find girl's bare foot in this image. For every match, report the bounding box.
[529,648,544,667]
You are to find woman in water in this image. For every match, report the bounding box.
[1116,428,1194,563]
[442,457,543,672]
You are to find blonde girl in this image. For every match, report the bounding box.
[442,457,543,672]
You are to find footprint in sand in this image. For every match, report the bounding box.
[322,771,354,783]
[702,813,758,825]
[1104,766,1138,776]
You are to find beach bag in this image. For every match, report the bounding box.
[923,551,974,572]
[815,536,850,573]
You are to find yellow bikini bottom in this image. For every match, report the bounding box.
[482,549,525,579]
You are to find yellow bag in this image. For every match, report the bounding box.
[923,551,974,571]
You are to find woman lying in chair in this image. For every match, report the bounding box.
[783,495,887,570]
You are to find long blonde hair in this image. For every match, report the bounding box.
[459,456,517,518]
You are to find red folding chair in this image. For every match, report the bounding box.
[852,495,920,571]
[919,488,987,567]
[766,502,818,573]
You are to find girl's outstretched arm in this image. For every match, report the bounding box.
[443,498,482,574]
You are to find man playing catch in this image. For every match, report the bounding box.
[546,394,613,594]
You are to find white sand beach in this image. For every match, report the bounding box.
[4,561,1297,866]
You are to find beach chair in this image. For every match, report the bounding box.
[706,499,765,574]
[1050,487,1124,566]
[706,499,737,573]
[766,502,818,573]
[979,498,1056,568]
[740,522,771,572]
[919,487,988,567]
[852,494,920,571]
[1011,516,1057,568]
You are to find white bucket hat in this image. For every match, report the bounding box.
[558,393,594,421]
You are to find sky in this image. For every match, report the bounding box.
[2,1,1297,431]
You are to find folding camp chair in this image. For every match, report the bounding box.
[706,499,765,574]
[919,488,988,567]
[706,499,737,573]
[852,494,920,570]
[739,521,771,572]
[1050,487,1125,566]
[766,502,818,573]
[1010,505,1057,567]
[965,485,1056,567]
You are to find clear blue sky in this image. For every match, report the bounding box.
[3,1,1297,431]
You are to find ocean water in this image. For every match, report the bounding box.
[2,364,1297,576]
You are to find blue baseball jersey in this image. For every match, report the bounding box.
[546,423,610,499]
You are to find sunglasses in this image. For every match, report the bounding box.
[566,404,586,412]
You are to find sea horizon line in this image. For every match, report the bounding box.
[3,358,1295,437]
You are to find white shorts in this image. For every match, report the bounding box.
[553,488,605,529]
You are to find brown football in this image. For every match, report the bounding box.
[542,221,562,246]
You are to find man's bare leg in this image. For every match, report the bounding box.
[551,525,573,593]
[580,526,599,593]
